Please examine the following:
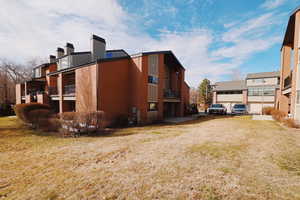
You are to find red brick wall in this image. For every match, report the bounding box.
[98,59,131,124]
[129,56,148,123]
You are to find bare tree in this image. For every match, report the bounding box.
[189,87,198,104]
[0,57,46,104]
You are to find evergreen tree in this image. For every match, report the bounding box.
[198,78,212,105]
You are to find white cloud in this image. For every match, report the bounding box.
[213,12,282,77]
[0,0,283,87]
[261,0,286,10]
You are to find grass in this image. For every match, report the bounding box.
[188,142,247,159]
[271,136,300,175]
[1,115,300,199]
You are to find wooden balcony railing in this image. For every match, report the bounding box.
[64,84,75,95]
[49,87,58,95]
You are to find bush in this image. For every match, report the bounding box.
[59,112,77,121]
[282,118,300,128]
[27,109,52,129]
[271,109,286,122]
[0,103,14,116]
[14,103,51,123]
[59,111,105,137]
[112,115,129,128]
[262,106,275,115]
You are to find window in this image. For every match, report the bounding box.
[233,104,246,109]
[148,102,158,111]
[251,78,265,83]
[148,76,158,84]
[248,87,275,96]
[211,104,223,108]
[34,67,41,78]
[106,52,113,58]
[217,91,242,94]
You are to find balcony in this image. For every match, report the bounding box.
[164,89,180,99]
[64,84,75,95]
[49,87,58,96]
[27,90,45,96]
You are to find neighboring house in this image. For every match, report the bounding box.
[15,35,190,125]
[213,71,280,114]
[278,6,300,121]
[212,80,247,113]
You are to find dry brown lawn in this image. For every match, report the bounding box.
[0,116,300,200]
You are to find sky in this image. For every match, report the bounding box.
[0,0,300,87]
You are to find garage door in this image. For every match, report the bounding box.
[249,103,274,114]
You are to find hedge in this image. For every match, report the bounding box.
[14,103,51,123]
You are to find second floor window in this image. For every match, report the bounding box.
[251,78,265,83]
[148,76,158,84]
[248,87,275,96]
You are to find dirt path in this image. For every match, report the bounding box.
[1,116,300,199]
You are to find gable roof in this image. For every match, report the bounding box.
[131,50,185,70]
[213,80,246,91]
[246,71,280,79]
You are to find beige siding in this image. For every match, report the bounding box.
[248,96,275,102]
[148,84,158,102]
[249,103,274,114]
[217,94,243,102]
[148,54,158,103]
[75,65,98,112]
[246,77,278,86]
[148,54,158,76]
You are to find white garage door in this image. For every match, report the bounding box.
[249,103,274,114]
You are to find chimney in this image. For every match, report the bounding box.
[57,47,64,58]
[65,42,74,55]
[91,34,106,61]
[49,55,56,63]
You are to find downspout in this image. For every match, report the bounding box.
[96,61,99,110]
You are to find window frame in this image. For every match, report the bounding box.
[148,102,158,111]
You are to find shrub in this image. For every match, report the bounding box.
[14,103,51,123]
[59,111,105,137]
[0,103,14,116]
[282,118,300,128]
[271,109,286,122]
[262,106,275,115]
[112,115,129,128]
[59,112,77,121]
[27,109,52,129]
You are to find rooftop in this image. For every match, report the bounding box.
[213,80,246,91]
[246,71,280,79]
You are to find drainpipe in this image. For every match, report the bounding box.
[96,61,99,110]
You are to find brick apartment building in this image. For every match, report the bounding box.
[15,35,190,125]
[277,6,300,121]
[213,71,280,114]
